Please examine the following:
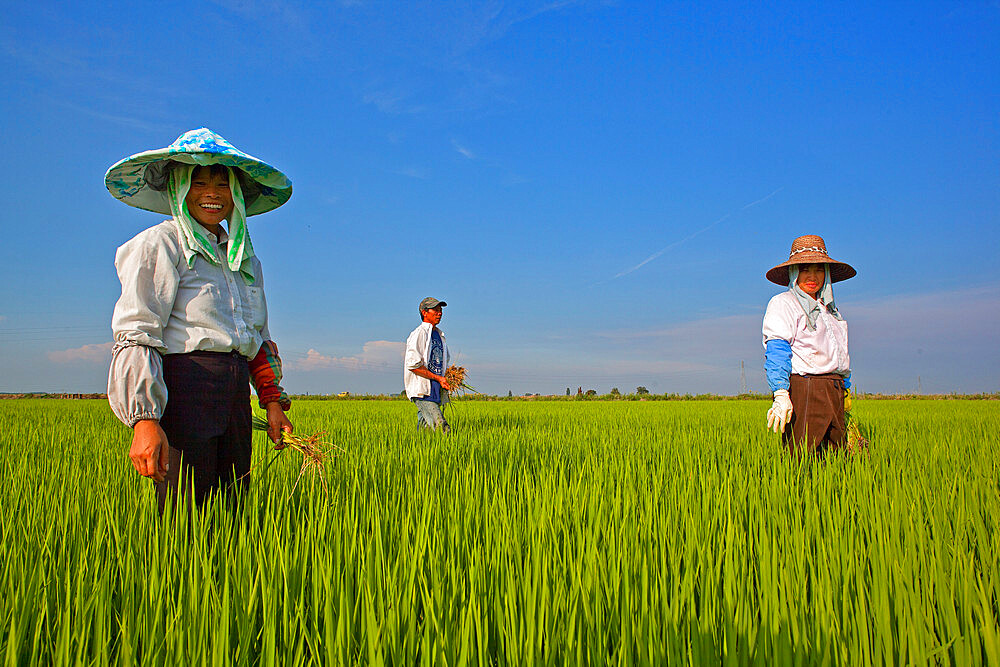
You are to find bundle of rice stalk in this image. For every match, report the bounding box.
[846,416,869,454]
[444,365,479,397]
[843,392,869,454]
[251,415,343,499]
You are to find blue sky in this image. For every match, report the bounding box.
[1,0,997,396]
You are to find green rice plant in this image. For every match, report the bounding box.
[0,399,996,665]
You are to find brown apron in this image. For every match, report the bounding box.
[783,373,846,455]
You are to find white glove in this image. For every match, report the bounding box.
[766,389,793,433]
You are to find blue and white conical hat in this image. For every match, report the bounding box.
[105,128,292,216]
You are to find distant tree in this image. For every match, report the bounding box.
[508,390,513,398]
[585,389,597,396]
[610,387,621,397]
[636,386,650,395]
[566,387,571,396]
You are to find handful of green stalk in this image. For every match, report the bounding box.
[843,390,869,453]
[251,415,342,497]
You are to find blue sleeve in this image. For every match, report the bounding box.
[843,372,851,389]
[764,339,792,392]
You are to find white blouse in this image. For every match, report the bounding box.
[107,219,271,426]
[762,291,850,377]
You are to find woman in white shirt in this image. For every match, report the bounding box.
[762,235,855,454]
[105,128,294,512]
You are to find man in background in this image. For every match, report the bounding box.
[404,297,453,432]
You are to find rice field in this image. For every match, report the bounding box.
[0,398,997,666]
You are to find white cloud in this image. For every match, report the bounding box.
[592,283,1000,393]
[359,2,594,117]
[596,313,763,366]
[848,285,999,345]
[3,35,187,133]
[468,357,720,383]
[48,342,114,364]
[452,139,475,159]
[452,1,587,56]
[610,187,783,281]
[58,101,174,134]
[291,340,404,372]
[598,285,999,348]
[202,1,322,55]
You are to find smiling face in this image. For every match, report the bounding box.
[184,165,234,230]
[796,263,826,297]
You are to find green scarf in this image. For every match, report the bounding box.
[167,164,256,284]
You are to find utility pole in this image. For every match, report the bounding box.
[918,376,922,394]
[740,360,747,395]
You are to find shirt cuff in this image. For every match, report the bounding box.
[107,342,168,427]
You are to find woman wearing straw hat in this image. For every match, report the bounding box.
[106,128,294,511]
[762,235,855,454]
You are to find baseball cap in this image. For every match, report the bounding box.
[419,297,447,312]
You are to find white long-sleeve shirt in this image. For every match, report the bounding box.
[107,219,272,426]
[403,322,450,400]
[762,290,850,377]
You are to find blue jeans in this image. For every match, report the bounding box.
[413,398,450,433]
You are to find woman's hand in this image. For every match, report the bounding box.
[767,389,794,433]
[130,419,170,482]
[265,401,293,449]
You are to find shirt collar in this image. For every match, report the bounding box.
[203,226,229,244]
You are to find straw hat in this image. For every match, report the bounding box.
[766,235,856,286]
[104,128,292,216]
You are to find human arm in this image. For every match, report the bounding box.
[248,340,293,446]
[108,231,178,425]
[764,339,793,392]
[409,365,452,391]
[108,343,168,426]
[108,343,172,480]
[108,231,179,477]
[404,325,453,390]
[763,340,795,433]
[763,297,796,432]
[249,340,291,410]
